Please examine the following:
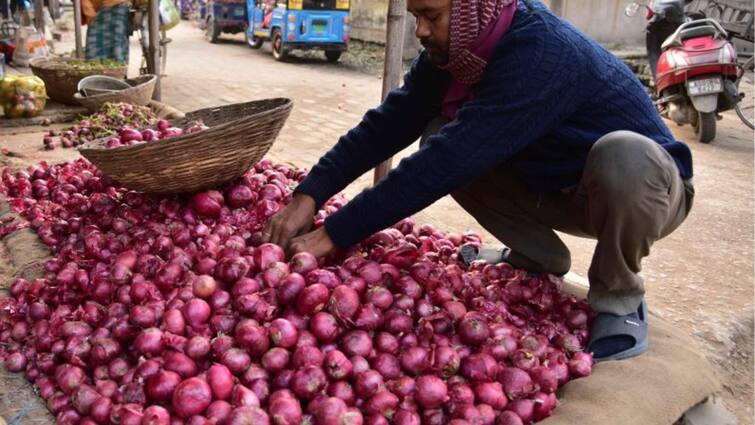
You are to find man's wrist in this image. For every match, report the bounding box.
[292,193,316,211]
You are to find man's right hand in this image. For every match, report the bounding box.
[263,193,317,250]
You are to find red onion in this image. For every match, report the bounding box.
[206,400,232,424]
[269,318,299,348]
[5,352,27,372]
[290,252,318,275]
[328,285,360,320]
[226,184,255,208]
[142,405,171,425]
[498,367,534,399]
[354,370,384,399]
[225,407,270,425]
[315,397,348,424]
[324,350,353,381]
[90,396,113,423]
[235,320,270,356]
[496,411,524,425]
[269,396,303,425]
[393,409,420,425]
[340,331,372,358]
[460,353,498,382]
[232,384,261,407]
[146,370,182,401]
[190,191,223,218]
[310,312,339,343]
[278,273,306,305]
[292,346,325,369]
[56,364,87,395]
[296,284,330,315]
[254,243,286,272]
[192,275,217,299]
[173,377,212,418]
[291,366,327,400]
[185,336,211,359]
[568,351,593,378]
[328,381,355,405]
[506,399,534,423]
[221,348,252,375]
[415,375,448,409]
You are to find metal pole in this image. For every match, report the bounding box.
[148,0,162,100]
[73,0,83,58]
[373,0,406,184]
[33,0,44,34]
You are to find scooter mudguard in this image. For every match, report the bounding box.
[689,94,718,113]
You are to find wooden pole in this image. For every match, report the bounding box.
[148,0,162,100]
[73,0,83,58]
[33,0,44,34]
[373,0,406,184]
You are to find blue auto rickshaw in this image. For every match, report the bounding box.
[245,0,350,62]
[205,0,248,43]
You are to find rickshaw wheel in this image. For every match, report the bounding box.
[272,29,288,61]
[325,50,342,63]
[246,31,263,49]
[206,17,220,44]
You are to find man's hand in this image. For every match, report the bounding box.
[289,227,336,258]
[263,194,316,250]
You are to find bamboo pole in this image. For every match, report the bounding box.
[73,0,83,58]
[148,0,162,100]
[373,0,406,185]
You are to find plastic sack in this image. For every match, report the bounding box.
[12,26,49,67]
[159,0,181,31]
[0,75,47,118]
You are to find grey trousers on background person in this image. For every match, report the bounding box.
[421,120,694,316]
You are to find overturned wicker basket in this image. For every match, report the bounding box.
[79,98,293,194]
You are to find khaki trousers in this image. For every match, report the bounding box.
[422,121,693,316]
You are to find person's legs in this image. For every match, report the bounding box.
[579,130,691,360]
[420,117,578,275]
[580,130,690,316]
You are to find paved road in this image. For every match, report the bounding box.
[7,20,755,421]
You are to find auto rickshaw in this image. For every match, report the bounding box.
[205,0,248,43]
[245,0,350,62]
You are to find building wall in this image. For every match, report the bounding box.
[350,0,752,51]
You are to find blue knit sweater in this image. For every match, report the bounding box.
[295,0,693,248]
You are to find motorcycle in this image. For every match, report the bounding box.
[626,0,743,143]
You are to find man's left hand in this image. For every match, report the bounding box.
[288,227,336,258]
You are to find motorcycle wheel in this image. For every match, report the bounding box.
[695,111,716,144]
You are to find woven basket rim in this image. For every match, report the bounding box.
[79,97,293,154]
[74,74,157,103]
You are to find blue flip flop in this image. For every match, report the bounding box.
[459,244,511,267]
[587,300,649,362]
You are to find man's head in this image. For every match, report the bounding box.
[408,0,452,65]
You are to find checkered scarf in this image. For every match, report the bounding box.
[440,0,518,84]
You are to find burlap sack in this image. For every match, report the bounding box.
[542,282,721,425]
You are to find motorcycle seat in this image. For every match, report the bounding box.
[661,24,718,49]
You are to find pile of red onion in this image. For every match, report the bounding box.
[102,119,209,149]
[0,158,593,425]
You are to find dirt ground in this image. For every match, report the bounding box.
[2,20,754,423]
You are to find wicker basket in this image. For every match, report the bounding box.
[74,75,158,112]
[29,57,128,105]
[79,98,293,194]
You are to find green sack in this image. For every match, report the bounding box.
[159,0,180,30]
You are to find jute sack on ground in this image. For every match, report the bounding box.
[542,282,721,425]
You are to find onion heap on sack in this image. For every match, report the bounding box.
[0,158,593,425]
